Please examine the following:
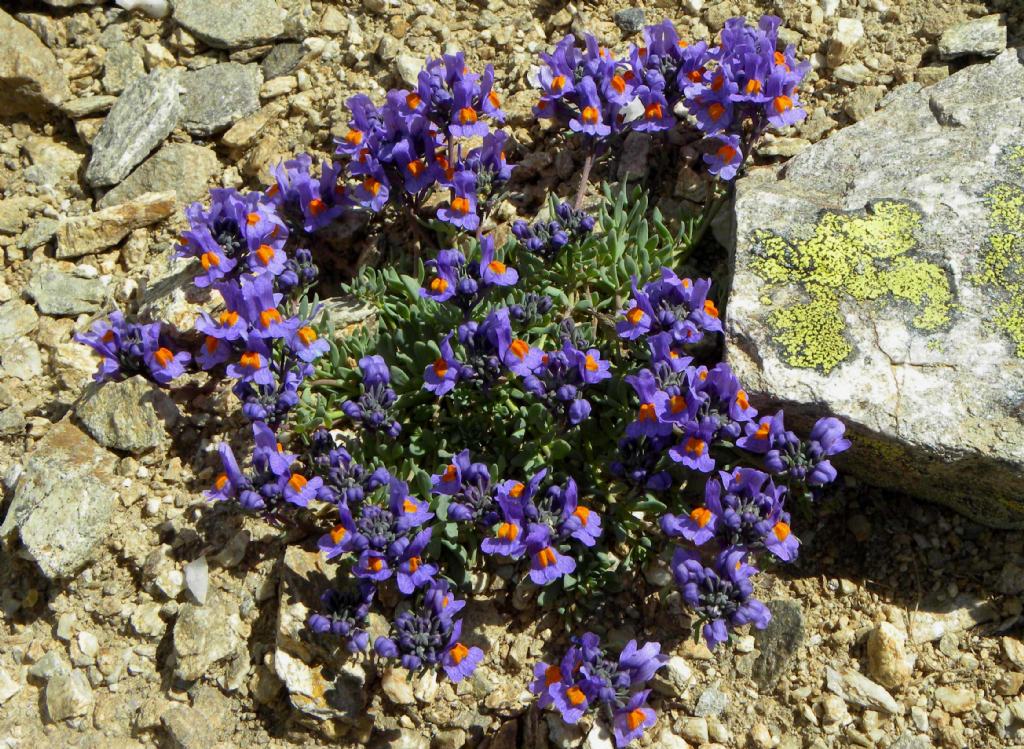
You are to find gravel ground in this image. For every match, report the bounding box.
[0,0,1022,747]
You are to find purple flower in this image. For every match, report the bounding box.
[442,619,484,682]
[613,690,657,746]
[703,134,743,180]
[283,471,324,507]
[624,369,673,439]
[526,524,575,585]
[551,679,591,724]
[436,171,479,231]
[307,581,375,653]
[671,547,772,649]
[479,235,518,286]
[480,494,527,558]
[396,528,438,594]
[206,443,247,502]
[568,77,611,137]
[423,333,461,396]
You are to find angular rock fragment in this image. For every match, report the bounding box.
[56,191,176,258]
[938,14,1007,60]
[26,268,108,316]
[727,50,1024,528]
[0,421,118,579]
[98,144,219,209]
[75,375,179,454]
[173,0,286,50]
[84,69,182,188]
[180,62,263,136]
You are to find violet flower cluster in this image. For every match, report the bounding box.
[512,201,597,261]
[374,580,483,682]
[432,455,602,586]
[611,268,849,649]
[341,355,402,438]
[177,189,328,426]
[336,52,512,230]
[420,236,518,317]
[530,634,666,747]
[532,16,809,180]
[75,311,189,385]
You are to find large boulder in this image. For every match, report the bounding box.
[726,49,1024,528]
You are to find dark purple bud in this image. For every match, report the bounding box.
[568,398,591,424]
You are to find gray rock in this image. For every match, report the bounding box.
[63,95,118,119]
[160,686,232,749]
[29,651,70,681]
[618,131,652,181]
[262,42,305,80]
[2,339,43,381]
[0,300,38,349]
[56,191,176,258]
[726,49,1024,528]
[274,546,368,722]
[0,405,25,436]
[26,268,107,316]
[752,600,804,690]
[41,0,103,6]
[76,375,179,453]
[396,54,421,87]
[938,15,1007,60]
[825,667,901,714]
[172,591,248,682]
[102,42,145,95]
[98,144,219,209]
[173,0,285,50]
[0,668,20,705]
[613,8,645,35]
[45,669,93,722]
[85,69,182,188]
[0,9,69,115]
[0,421,118,579]
[17,218,59,251]
[181,62,263,137]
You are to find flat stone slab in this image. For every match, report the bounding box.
[180,63,263,137]
[84,69,182,188]
[76,375,179,454]
[56,191,176,258]
[97,144,219,209]
[173,0,285,50]
[727,49,1024,528]
[0,421,118,579]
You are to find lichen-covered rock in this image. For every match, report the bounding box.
[180,63,263,136]
[97,144,219,209]
[726,49,1024,528]
[0,420,117,579]
[55,191,176,258]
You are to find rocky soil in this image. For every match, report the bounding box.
[0,1,1022,748]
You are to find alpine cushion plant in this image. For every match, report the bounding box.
[72,16,848,747]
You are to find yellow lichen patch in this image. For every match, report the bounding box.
[751,201,954,373]
[973,150,1024,357]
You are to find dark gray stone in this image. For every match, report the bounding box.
[262,43,305,80]
[613,8,646,35]
[752,600,804,690]
[84,69,182,188]
[173,0,285,50]
[181,63,262,137]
